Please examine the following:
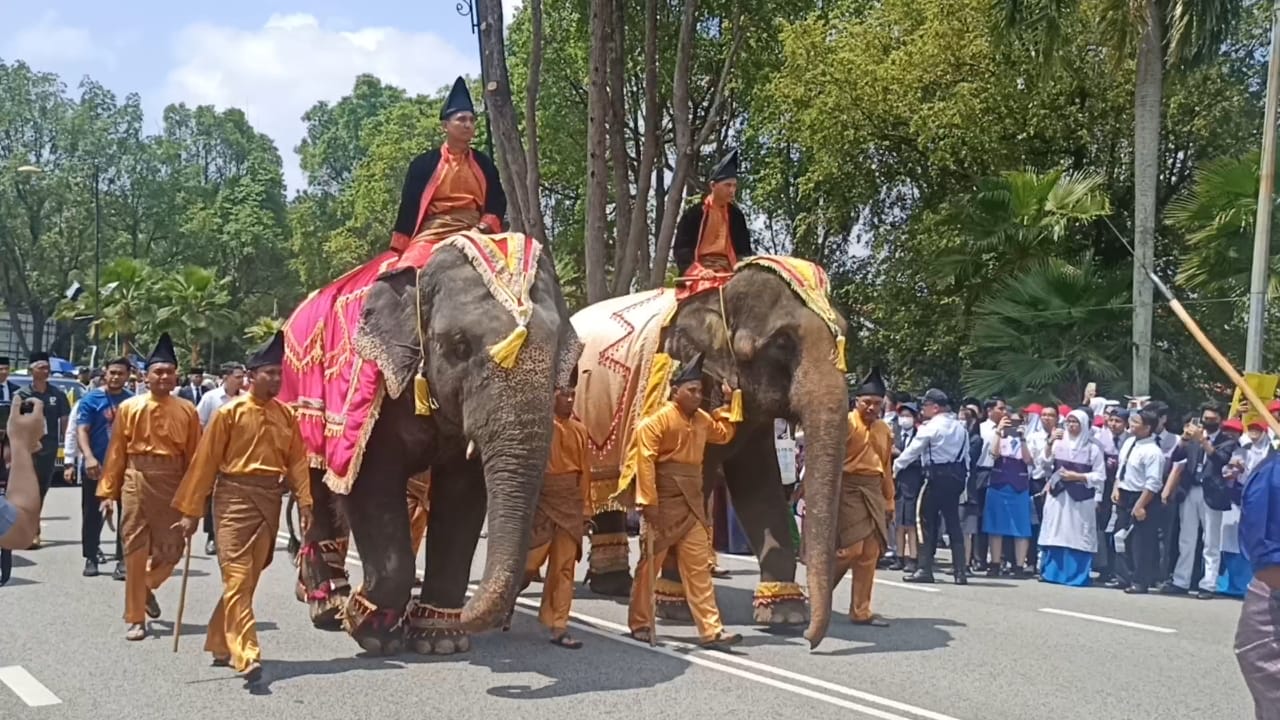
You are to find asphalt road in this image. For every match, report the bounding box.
[0,485,1256,720]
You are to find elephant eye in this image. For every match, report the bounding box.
[435,331,471,361]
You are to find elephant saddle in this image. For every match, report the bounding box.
[280,232,541,494]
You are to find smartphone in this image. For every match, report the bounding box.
[18,400,35,415]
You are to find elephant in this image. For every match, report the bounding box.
[293,244,581,656]
[575,258,848,649]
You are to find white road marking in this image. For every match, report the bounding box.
[715,550,943,593]
[1037,608,1177,634]
[274,532,960,720]
[0,666,62,707]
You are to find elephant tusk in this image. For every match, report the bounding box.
[466,440,478,460]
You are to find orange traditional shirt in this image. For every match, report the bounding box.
[171,394,313,518]
[427,144,485,218]
[547,415,593,516]
[842,411,895,506]
[98,393,201,501]
[634,401,736,507]
[697,196,733,263]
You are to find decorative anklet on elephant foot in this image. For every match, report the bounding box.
[752,582,807,625]
[306,577,350,627]
[654,578,693,622]
[405,602,470,655]
[342,590,404,655]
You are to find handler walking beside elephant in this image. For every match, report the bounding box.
[518,369,592,649]
[836,368,895,626]
[171,332,313,681]
[98,333,202,641]
[628,354,742,649]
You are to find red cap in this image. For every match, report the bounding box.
[1247,420,1266,432]
[1269,399,1280,413]
[1092,415,1105,427]
[1024,403,1044,415]
[1223,418,1244,434]
[1058,404,1072,418]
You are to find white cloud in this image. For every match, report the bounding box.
[160,13,478,192]
[4,11,115,71]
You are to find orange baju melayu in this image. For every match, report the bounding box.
[407,471,432,560]
[629,401,737,642]
[394,144,493,269]
[172,394,312,672]
[523,415,592,632]
[838,411,895,622]
[695,197,736,272]
[98,393,201,625]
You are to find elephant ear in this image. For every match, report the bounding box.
[355,266,424,400]
[538,251,585,389]
[667,303,732,368]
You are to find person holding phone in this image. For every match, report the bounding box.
[0,400,47,553]
[1112,408,1166,593]
[983,411,1036,577]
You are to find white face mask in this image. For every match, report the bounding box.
[898,416,915,429]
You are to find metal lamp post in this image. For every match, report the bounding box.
[456,0,495,158]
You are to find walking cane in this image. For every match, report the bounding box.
[173,534,194,653]
[644,525,657,647]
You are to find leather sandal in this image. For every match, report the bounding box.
[549,633,583,649]
[126,623,147,641]
[699,631,742,650]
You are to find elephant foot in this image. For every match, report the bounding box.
[752,582,807,626]
[298,541,352,628]
[406,603,470,656]
[654,577,692,622]
[586,569,633,598]
[342,590,404,656]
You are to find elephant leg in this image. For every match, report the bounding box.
[297,469,352,629]
[340,464,413,656]
[586,509,633,597]
[406,458,485,656]
[723,427,807,626]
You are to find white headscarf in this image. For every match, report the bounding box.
[1065,409,1093,451]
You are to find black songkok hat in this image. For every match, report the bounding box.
[0,356,9,366]
[709,149,739,183]
[146,333,179,368]
[440,77,475,121]
[245,331,285,370]
[671,353,705,387]
[855,367,887,397]
[28,351,50,364]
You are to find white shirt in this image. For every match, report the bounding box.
[894,411,970,474]
[1116,436,1164,494]
[976,419,997,469]
[197,386,241,427]
[63,399,79,462]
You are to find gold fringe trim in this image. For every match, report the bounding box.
[729,388,745,422]
[613,351,676,500]
[654,577,686,602]
[590,476,627,514]
[752,581,806,608]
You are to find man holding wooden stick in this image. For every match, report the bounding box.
[98,334,201,642]
[171,331,312,682]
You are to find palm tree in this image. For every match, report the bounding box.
[243,316,285,344]
[57,257,162,357]
[962,253,1131,404]
[156,266,237,366]
[993,0,1243,395]
[1168,151,1280,298]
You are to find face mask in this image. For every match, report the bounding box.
[1247,430,1264,444]
[898,416,915,429]
[1202,421,1220,434]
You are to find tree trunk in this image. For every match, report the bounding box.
[1131,0,1163,396]
[478,0,549,244]
[605,0,633,296]
[610,0,661,297]
[584,0,612,303]
[524,0,546,241]
[648,0,699,288]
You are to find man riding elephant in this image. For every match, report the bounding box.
[672,149,754,277]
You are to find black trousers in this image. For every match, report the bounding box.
[1115,489,1162,588]
[919,465,966,574]
[33,451,55,502]
[81,476,103,560]
[203,496,215,539]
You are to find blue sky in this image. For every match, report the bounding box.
[0,1,518,190]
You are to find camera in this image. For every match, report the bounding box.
[18,400,35,415]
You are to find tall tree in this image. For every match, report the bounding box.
[994,0,1244,394]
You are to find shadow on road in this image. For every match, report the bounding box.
[151,620,280,639]
[809,616,965,656]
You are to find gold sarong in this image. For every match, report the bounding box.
[530,471,585,549]
[213,474,285,571]
[122,455,187,565]
[413,210,481,245]
[652,462,705,555]
[839,472,888,550]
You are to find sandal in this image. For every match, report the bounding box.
[126,623,147,641]
[699,631,742,650]
[145,591,161,619]
[629,628,652,644]
[549,633,583,649]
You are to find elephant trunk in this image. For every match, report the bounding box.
[460,384,553,632]
[793,334,849,650]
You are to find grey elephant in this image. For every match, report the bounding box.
[289,241,581,656]
[574,256,848,648]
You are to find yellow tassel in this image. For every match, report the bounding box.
[729,388,745,422]
[414,374,432,416]
[488,324,528,369]
[835,334,847,372]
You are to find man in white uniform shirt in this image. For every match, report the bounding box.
[895,389,970,585]
[194,362,246,554]
[1112,407,1166,594]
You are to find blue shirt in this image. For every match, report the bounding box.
[1240,450,1280,573]
[75,388,133,463]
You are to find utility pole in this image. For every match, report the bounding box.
[1247,0,1280,373]
[93,162,102,358]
